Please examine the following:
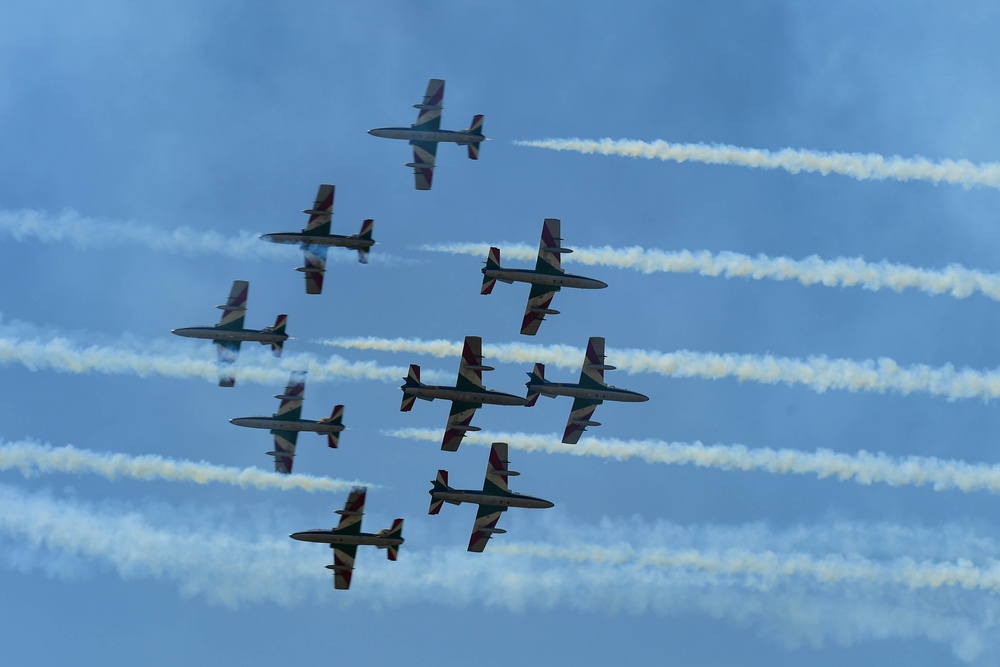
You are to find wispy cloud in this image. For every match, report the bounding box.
[0,483,994,661]
[323,336,1000,402]
[422,242,1000,302]
[0,208,406,265]
[515,138,1000,190]
[386,427,1000,497]
[0,439,369,492]
[0,334,448,385]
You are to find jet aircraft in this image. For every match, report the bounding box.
[259,184,375,295]
[400,335,528,452]
[428,442,553,552]
[481,218,608,335]
[525,336,648,444]
[229,371,345,474]
[368,78,485,190]
[171,280,288,387]
[290,488,404,590]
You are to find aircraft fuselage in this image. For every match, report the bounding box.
[530,382,649,403]
[229,417,344,433]
[432,489,554,510]
[260,232,375,249]
[289,530,403,548]
[404,385,528,406]
[170,327,287,344]
[483,268,607,290]
[368,127,480,144]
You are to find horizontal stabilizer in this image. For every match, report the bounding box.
[413,103,443,110]
[499,278,515,284]
[541,246,573,254]
[216,304,246,311]
[295,266,324,274]
[302,209,328,215]
[274,393,299,401]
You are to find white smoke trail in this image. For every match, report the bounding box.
[386,427,1000,497]
[422,242,1000,303]
[514,138,1000,190]
[499,543,1000,594]
[0,208,405,265]
[0,439,369,493]
[0,334,448,385]
[0,483,993,661]
[323,336,1000,402]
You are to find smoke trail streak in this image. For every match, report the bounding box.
[0,440,369,492]
[498,543,1000,594]
[0,208,405,265]
[514,138,1000,190]
[386,427,1000,497]
[0,483,992,660]
[0,334,448,385]
[323,336,1000,402]
[421,242,1000,302]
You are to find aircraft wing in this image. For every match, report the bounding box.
[442,400,479,452]
[562,396,602,445]
[214,340,241,387]
[331,544,358,590]
[409,140,438,191]
[334,488,366,535]
[411,78,444,132]
[455,335,490,391]
[216,280,248,331]
[303,184,334,235]
[482,442,512,494]
[534,218,567,275]
[520,283,559,336]
[301,245,328,295]
[269,429,299,474]
[274,372,305,420]
[579,336,612,388]
[468,503,506,553]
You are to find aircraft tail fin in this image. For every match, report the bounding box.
[525,363,545,407]
[428,470,450,514]
[356,219,374,264]
[481,247,500,294]
[325,405,344,448]
[400,364,421,411]
[265,314,288,356]
[377,519,404,560]
[465,115,484,159]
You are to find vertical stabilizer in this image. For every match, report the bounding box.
[428,470,450,514]
[481,247,500,294]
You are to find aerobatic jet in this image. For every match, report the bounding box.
[525,336,648,444]
[368,78,485,190]
[290,488,404,590]
[171,280,287,387]
[229,371,345,474]
[481,218,608,335]
[400,335,528,452]
[428,442,553,552]
[259,184,375,295]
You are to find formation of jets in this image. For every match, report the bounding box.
[166,79,646,587]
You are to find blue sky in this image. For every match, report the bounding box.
[3,1,1000,664]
